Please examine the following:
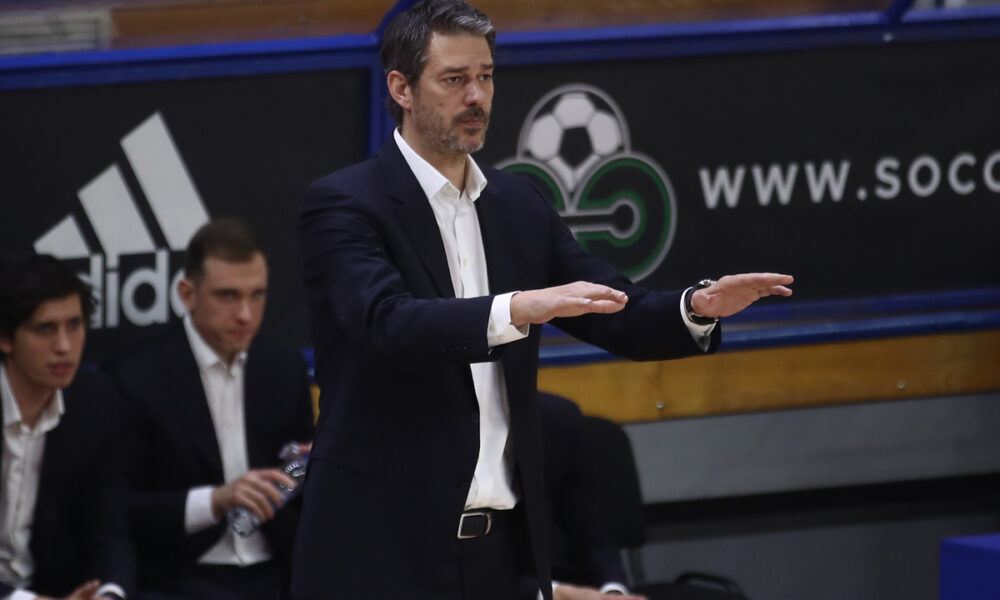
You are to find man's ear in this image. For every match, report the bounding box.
[387,70,412,114]
[177,277,196,313]
[0,330,12,355]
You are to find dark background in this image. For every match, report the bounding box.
[0,67,368,360]
[479,37,1000,298]
[3,37,999,360]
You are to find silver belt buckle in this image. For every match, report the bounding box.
[457,510,492,539]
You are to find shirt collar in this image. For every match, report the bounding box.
[183,314,246,374]
[393,128,488,202]
[1,361,65,432]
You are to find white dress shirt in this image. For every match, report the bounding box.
[181,316,273,566]
[1,363,63,600]
[395,130,528,509]
[1,364,125,600]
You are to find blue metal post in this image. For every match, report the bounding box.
[885,0,917,24]
[366,0,420,155]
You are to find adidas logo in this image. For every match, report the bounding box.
[34,112,209,329]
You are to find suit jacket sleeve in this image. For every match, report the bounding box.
[300,177,497,367]
[108,363,192,549]
[259,347,315,561]
[519,179,719,361]
[32,372,136,597]
[83,385,136,596]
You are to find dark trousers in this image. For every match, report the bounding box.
[455,507,527,600]
[138,560,287,600]
[289,504,531,600]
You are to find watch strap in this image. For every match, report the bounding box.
[685,282,718,325]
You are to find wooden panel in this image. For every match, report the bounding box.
[475,0,885,31]
[110,0,395,48]
[105,0,886,49]
[538,329,1000,423]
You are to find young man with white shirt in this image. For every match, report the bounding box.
[0,254,133,600]
[292,2,793,599]
[104,219,314,600]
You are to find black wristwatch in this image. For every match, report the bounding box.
[684,279,718,325]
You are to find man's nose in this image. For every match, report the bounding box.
[54,328,72,353]
[465,81,486,105]
[235,299,252,322]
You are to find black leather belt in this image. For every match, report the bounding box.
[457,509,502,539]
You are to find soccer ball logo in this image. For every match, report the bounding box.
[521,87,628,193]
[498,83,677,282]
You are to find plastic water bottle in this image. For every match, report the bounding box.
[227,442,309,537]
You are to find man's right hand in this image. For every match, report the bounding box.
[211,469,298,522]
[554,583,647,599]
[510,281,628,327]
[37,579,102,600]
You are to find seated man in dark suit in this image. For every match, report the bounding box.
[104,219,314,600]
[522,392,646,600]
[0,254,134,600]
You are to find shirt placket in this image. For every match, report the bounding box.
[453,194,482,299]
[452,190,500,504]
[1,431,23,576]
[12,428,36,578]
[228,365,256,563]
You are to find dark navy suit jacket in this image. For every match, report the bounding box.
[0,369,135,598]
[292,139,720,599]
[104,324,314,586]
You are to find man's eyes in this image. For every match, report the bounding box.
[33,318,83,335]
[444,74,492,84]
[213,290,266,301]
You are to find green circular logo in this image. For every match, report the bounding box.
[497,84,676,281]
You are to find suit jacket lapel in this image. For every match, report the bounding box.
[243,346,266,468]
[35,386,75,533]
[475,180,515,298]
[165,326,224,478]
[35,412,62,538]
[379,140,456,299]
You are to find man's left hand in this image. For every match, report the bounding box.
[690,273,794,318]
[554,583,647,599]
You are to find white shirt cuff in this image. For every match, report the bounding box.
[539,580,561,600]
[679,288,716,351]
[185,485,220,535]
[97,583,126,599]
[7,590,37,600]
[487,292,530,347]
[601,581,631,595]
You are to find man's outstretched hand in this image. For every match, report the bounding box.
[510,281,628,327]
[508,273,792,327]
[690,273,794,318]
